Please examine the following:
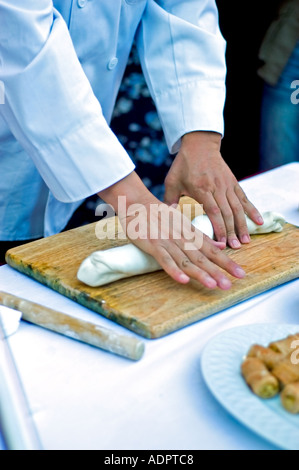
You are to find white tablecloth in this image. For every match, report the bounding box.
[0,163,298,450]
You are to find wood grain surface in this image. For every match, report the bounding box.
[5,198,299,339]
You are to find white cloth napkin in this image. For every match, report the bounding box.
[0,306,21,338]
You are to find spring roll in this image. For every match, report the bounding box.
[241,357,280,399]
[247,344,284,370]
[280,382,299,414]
[269,334,299,357]
[272,358,299,387]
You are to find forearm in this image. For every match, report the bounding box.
[98,171,157,215]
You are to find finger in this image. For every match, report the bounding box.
[200,192,227,244]
[168,242,218,289]
[202,238,246,280]
[186,248,233,290]
[210,240,226,250]
[226,189,251,245]
[164,179,181,206]
[190,228,226,250]
[156,243,219,289]
[172,235,236,290]
[234,185,264,225]
[154,247,191,284]
[213,191,241,249]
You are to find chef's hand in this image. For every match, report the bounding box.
[98,171,246,290]
[164,131,264,249]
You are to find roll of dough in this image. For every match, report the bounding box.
[78,244,160,287]
[192,211,286,237]
[77,211,286,287]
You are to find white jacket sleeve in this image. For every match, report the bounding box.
[0,0,135,203]
[136,0,227,153]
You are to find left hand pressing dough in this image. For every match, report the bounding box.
[77,211,286,287]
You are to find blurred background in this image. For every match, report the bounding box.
[216,0,279,179]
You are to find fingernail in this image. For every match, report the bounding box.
[241,234,250,244]
[220,237,227,244]
[179,273,190,283]
[216,242,226,250]
[235,267,246,278]
[219,278,232,289]
[257,216,264,225]
[206,277,217,288]
[231,239,241,249]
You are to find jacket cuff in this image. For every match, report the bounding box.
[155,80,226,154]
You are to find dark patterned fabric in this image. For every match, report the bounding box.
[111,45,173,199]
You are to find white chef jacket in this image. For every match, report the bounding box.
[0,0,226,240]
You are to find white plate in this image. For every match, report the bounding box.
[201,324,299,450]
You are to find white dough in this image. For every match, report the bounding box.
[78,244,160,287]
[191,215,214,238]
[77,211,286,287]
[192,211,286,237]
[244,211,286,234]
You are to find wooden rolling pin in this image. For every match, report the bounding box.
[0,291,145,361]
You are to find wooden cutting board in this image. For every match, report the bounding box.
[5,198,299,339]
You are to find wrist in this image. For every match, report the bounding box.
[98,171,156,214]
[181,131,221,152]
